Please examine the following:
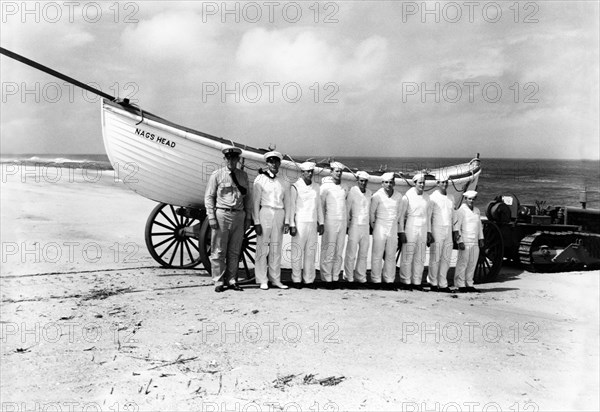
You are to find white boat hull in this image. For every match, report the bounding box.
[101,99,481,209]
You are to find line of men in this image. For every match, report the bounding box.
[205,146,484,294]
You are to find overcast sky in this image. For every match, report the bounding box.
[1,0,598,159]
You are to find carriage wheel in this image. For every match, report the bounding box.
[198,219,257,282]
[474,220,504,283]
[144,203,202,268]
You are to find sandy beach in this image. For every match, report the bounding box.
[1,165,599,411]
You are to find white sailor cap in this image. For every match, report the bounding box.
[330,161,345,170]
[463,190,478,199]
[412,172,426,182]
[299,161,316,171]
[264,151,283,161]
[222,146,242,156]
[356,171,370,180]
[381,172,395,182]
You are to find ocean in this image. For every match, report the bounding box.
[2,154,599,210]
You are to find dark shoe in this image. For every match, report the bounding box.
[229,284,244,291]
[291,282,303,289]
[215,285,226,293]
[466,286,479,293]
[438,287,452,293]
[383,283,397,291]
[429,285,439,292]
[305,283,317,289]
[412,284,425,291]
[458,287,468,293]
[399,283,412,291]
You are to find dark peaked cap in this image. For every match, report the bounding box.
[222,146,242,156]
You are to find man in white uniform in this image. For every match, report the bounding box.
[453,190,485,293]
[399,173,434,291]
[344,171,372,286]
[289,162,324,289]
[205,146,252,293]
[320,161,348,287]
[427,177,456,293]
[253,151,290,290]
[370,172,402,289]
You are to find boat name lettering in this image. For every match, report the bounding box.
[135,128,176,148]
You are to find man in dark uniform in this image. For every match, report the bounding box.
[205,146,253,292]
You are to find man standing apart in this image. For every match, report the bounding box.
[205,146,252,293]
[320,161,348,287]
[399,173,434,291]
[289,162,324,288]
[344,171,372,286]
[453,190,485,293]
[253,151,290,290]
[428,177,455,293]
[370,172,402,289]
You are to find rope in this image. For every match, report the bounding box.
[284,153,303,173]
[135,106,145,125]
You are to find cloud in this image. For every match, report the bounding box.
[120,11,221,64]
[236,28,388,91]
[236,28,340,82]
[0,18,94,55]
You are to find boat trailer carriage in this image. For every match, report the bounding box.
[100,98,502,283]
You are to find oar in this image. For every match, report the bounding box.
[0,47,114,100]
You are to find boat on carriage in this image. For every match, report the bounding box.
[100,98,497,282]
[1,47,500,283]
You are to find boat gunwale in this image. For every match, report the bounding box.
[102,98,481,183]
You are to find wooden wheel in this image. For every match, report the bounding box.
[198,219,257,282]
[474,220,504,283]
[144,203,202,268]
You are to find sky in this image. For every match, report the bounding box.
[1,0,599,159]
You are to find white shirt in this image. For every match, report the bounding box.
[454,204,484,242]
[347,186,372,226]
[399,187,432,232]
[430,190,455,227]
[253,173,290,224]
[291,178,323,224]
[320,177,348,221]
[370,188,402,226]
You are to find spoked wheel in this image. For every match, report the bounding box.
[474,220,504,283]
[198,219,257,283]
[144,203,203,268]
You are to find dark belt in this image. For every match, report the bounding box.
[216,207,244,213]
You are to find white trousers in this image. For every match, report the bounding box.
[290,221,318,283]
[344,224,370,282]
[320,219,347,281]
[255,207,284,285]
[371,222,398,283]
[428,225,453,288]
[454,242,479,287]
[400,221,427,285]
